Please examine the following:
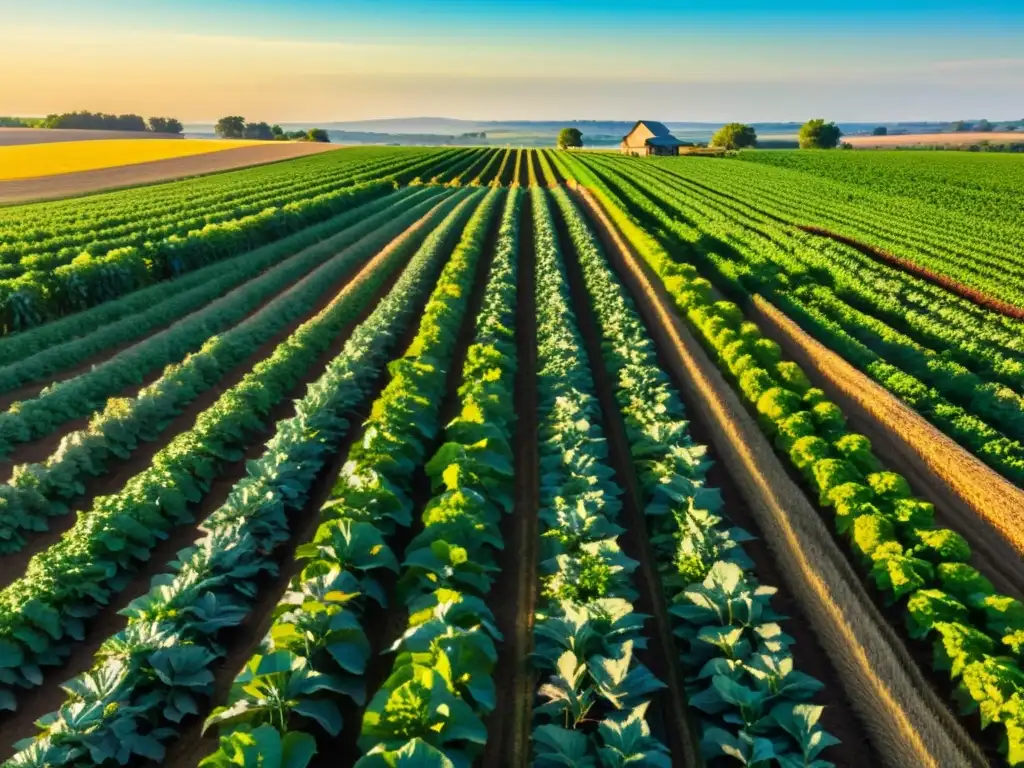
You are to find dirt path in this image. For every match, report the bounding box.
[0,214,443,759]
[0,143,341,205]
[751,295,1024,595]
[569,183,987,768]
[483,196,538,767]
[550,193,701,766]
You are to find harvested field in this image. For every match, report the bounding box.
[0,141,341,203]
[844,131,1024,147]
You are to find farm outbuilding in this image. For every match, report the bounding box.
[620,120,686,156]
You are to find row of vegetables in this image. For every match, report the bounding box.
[641,154,1024,308]
[558,152,1024,764]
[527,186,670,766]
[0,189,478,717]
[198,187,503,765]
[0,188,448,461]
[551,186,838,766]
[580,155,1024,485]
[0,188,453,553]
[0,150,484,335]
[0,149,453,272]
[2,189,490,768]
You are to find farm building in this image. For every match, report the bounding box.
[620,120,686,156]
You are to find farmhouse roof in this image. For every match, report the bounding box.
[628,120,672,137]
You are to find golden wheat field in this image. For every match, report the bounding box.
[0,138,263,180]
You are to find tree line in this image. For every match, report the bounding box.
[34,111,184,134]
[555,119,845,151]
[214,117,330,143]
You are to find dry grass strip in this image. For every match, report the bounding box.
[751,295,1024,599]
[572,183,987,768]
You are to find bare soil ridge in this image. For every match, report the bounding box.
[751,295,1024,592]
[0,143,341,205]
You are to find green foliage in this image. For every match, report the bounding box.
[710,123,757,150]
[215,115,246,138]
[557,127,584,149]
[798,119,843,149]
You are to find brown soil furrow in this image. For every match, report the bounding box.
[483,195,538,768]
[799,226,1024,321]
[751,295,1024,594]
[550,191,701,766]
[570,183,986,768]
[0,210,444,757]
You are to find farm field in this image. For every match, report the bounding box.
[0,139,268,181]
[0,145,1021,768]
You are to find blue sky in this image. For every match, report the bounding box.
[2,0,1022,122]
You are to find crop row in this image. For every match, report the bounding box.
[527,186,669,764]
[559,153,1024,764]
[0,188,476,713]
[552,185,837,766]
[643,155,1024,308]
[0,148,456,269]
[0,187,451,553]
[198,188,503,765]
[3,189,491,768]
[0,188,430,460]
[578,155,1024,484]
[355,187,521,765]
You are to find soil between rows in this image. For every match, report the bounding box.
[313,191,503,766]
[567,184,878,767]
[0,209,444,760]
[483,192,538,767]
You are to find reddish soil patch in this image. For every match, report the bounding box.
[0,143,341,205]
[844,132,1024,148]
[799,226,1024,321]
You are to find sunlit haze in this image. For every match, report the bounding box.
[2,0,1022,122]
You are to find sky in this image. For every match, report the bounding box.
[1,0,1022,123]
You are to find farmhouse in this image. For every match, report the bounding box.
[620,120,686,156]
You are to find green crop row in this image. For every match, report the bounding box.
[552,186,838,767]
[198,189,499,766]
[0,188,451,553]
[2,190,485,768]
[0,188,475,713]
[560,154,1024,765]
[528,187,668,766]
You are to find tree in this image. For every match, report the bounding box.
[976,119,994,133]
[557,127,584,149]
[242,121,274,141]
[952,120,970,132]
[306,128,330,143]
[148,117,183,134]
[798,119,842,149]
[215,116,246,139]
[271,124,285,140]
[872,126,888,136]
[710,123,757,150]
